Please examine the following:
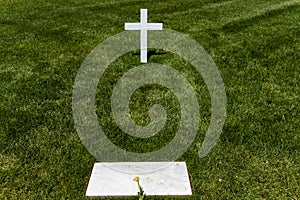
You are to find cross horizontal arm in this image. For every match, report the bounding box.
[146,23,163,30]
[125,23,140,30]
[125,23,163,30]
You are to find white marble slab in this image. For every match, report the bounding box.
[86,162,192,197]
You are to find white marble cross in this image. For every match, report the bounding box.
[125,9,163,63]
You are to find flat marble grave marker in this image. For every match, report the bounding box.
[86,162,192,197]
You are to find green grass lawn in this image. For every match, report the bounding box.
[1,0,300,199]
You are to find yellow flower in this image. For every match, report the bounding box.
[133,177,140,182]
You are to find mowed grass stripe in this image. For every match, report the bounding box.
[170,0,300,25]
[222,0,300,32]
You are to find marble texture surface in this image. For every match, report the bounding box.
[86,162,192,197]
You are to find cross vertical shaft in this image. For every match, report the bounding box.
[140,9,147,63]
